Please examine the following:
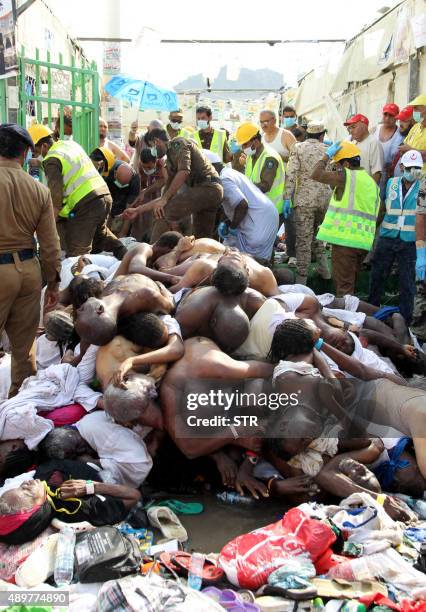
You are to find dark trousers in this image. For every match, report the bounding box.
[369,236,416,324]
[279,209,296,258]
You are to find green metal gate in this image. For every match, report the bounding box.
[17,46,99,153]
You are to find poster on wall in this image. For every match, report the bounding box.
[0,0,17,79]
[103,43,121,75]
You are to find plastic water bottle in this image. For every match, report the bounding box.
[216,491,255,506]
[54,526,76,586]
[187,552,204,590]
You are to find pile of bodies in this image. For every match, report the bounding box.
[0,233,426,606]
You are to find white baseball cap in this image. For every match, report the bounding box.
[401,150,423,167]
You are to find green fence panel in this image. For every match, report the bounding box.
[17,48,99,153]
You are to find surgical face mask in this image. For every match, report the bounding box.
[404,168,423,182]
[63,134,72,141]
[25,149,32,164]
[197,119,209,130]
[413,111,423,123]
[143,167,156,176]
[114,179,129,189]
[243,146,255,157]
[150,146,158,157]
[282,117,297,128]
[170,122,182,130]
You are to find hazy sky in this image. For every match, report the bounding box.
[47,0,399,88]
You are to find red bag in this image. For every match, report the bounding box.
[218,507,336,589]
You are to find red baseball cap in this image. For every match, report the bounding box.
[344,114,369,127]
[395,106,414,121]
[382,103,399,116]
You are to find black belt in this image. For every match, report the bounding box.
[0,249,35,265]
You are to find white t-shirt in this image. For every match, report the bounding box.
[353,133,384,177]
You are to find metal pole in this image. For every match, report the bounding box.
[35,47,41,122]
[47,50,52,128]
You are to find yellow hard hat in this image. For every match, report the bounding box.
[333,140,361,162]
[235,122,260,146]
[409,94,426,107]
[28,124,53,145]
[98,147,115,174]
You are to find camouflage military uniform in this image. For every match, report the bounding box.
[284,138,331,279]
[412,177,426,342]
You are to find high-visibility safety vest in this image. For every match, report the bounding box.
[167,125,192,139]
[317,168,380,251]
[245,146,285,213]
[380,176,419,242]
[44,140,107,218]
[193,129,227,162]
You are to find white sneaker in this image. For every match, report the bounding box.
[288,257,297,267]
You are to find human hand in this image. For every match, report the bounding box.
[177,235,195,253]
[228,226,238,236]
[401,344,417,360]
[229,140,241,154]
[153,197,167,219]
[44,286,59,310]
[59,479,89,499]
[323,139,333,146]
[383,494,416,522]
[235,471,269,499]
[273,475,320,496]
[325,141,342,159]
[112,358,134,388]
[218,221,229,240]
[398,144,411,155]
[149,363,167,383]
[282,199,291,219]
[120,207,140,221]
[416,246,426,281]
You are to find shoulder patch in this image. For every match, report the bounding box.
[265,159,276,169]
[172,141,181,150]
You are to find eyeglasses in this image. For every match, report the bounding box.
[260,119,273,124]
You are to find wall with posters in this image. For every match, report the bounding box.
[0,0,17,79]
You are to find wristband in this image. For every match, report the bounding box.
[376,493,386,506]
[245,451,258,465]
[315,338,324,351]
[85,480,95,495]
[267,475,278,493]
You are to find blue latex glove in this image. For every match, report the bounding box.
[228,226,238,236]
[325,141,342,159]
[416,246,426,281]
[229,140,241,154]
[323,139,332,146]
[218,221,229,240]
[282,199,291,219]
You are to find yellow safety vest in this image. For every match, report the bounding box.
[317,168,380,250]
[167,125,191,139]
[193,129,227,162]
[245,146,285,213]
[44,140,107,218]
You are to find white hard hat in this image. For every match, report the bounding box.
[401,150,423,167]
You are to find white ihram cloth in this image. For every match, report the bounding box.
[0,363,101,449]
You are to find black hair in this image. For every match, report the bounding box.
[1,448,37,480]
[140,148,157,164]
[0,130,28,158]
[211,262,249,296]
[282,105,296,114]
[154,231,183,249]
[37,135,54,148]
[118,312,167,348]
[90,148,105,162]
[292,127,306,140]
[340,156,361,168]
[268,319,315,363]
[196,105,212,118]
[252,131,262,142]
[69,275,104,312]
[146,128,169,145]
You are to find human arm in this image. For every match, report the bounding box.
[281,129,297,161]
[59,479,141,509]
[256,156,279,193]
[321,342,405,384]
[311,154,346,188]
[234,457,269,499]
[108,140,130,163]
[229,199,248,229]
[360,329,416,360]
[36,189,61,306]
[42,158,64,213]
[283,146,300,200]
[223,138,233,163]
[112,334,184,387]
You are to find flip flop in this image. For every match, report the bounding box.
[148,499,204,515]
[170,551,224,585]
[147,506,188,542]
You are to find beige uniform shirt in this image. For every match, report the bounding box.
[284,138,331,206]
[165,137,219,188]
[0,160,61,284]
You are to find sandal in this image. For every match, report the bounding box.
[161,551,224,584]
[146,499,204,515]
